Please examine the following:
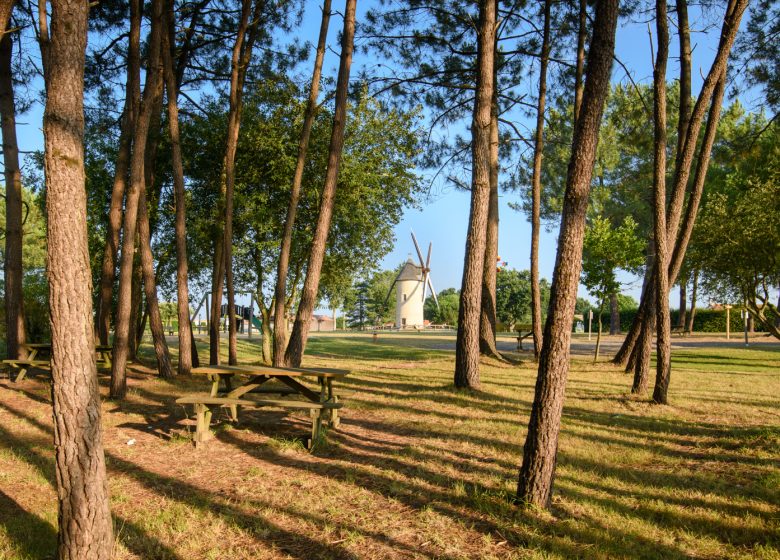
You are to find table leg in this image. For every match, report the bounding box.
[219,374,239,421]
[15,348,38,382]
[309,408,323,450]
[326,378,340,428]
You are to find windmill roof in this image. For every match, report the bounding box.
[398,258,423,281]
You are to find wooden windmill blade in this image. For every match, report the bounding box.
[383,268,404,306]
[421,271,429,302]
[410,230,426,268]
[427,275,440,310]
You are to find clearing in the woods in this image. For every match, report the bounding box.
[0,333,778,559]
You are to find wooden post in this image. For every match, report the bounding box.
[725,304,731,339]
[248,292,254,339]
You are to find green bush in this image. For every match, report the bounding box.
[618,307,759,333]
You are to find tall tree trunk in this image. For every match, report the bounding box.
[137,183,173,378]
[162,0,192,375]
[208,239,224,364]
[0,18,27,359]
[573,0,586,124]
[479,48,501,360]
[128,244,142,361]
[273,0,331,366]
[651,0,672,405]
[677,270,687,328]
[517,0,617,509]
[39,0,113,554]
[632,305,654,394]
[283,0,357,368]
[594,302,604,361]
[96,0,141,345]
[210,0,257,366]
[454,0,496,390]
[675,0,691,162]
[224,0,251,366]
[111,0,164,399]
[686,268,697,333]
[653,0,745,403]
[612,0,745,368]
[529,0,551,361]
[609,292,620,334]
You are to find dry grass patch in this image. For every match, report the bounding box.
[0,333,778,559]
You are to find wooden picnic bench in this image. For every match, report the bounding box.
[2,343,114,382]
[177,364,349,450]
[671,325,688,337]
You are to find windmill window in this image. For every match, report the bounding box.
[403,294,407,302]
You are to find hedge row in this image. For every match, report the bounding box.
[617,308,761,333]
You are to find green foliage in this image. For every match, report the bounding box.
[617,293,639,311]
[424,287,459,325]
[618,308,756,333]
[175,80,423,307]
[692,116,779,334]
[0,186,49,342]
[581,215,645,308]
[514,83,681,239]
[495,268,551,329]
[345,268,400,328]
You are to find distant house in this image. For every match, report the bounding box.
[311,314,335,332]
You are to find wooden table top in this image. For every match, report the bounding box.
[191,364,350,378]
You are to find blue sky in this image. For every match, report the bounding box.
[11,0,764,313]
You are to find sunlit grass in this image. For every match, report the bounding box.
[0,333,778,559]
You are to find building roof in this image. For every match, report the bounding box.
[398,258,423,281]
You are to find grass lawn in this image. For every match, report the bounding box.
[0,333,778,559]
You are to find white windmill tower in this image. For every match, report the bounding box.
[385,232,440,328]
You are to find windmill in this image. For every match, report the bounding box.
[384,231,440,328]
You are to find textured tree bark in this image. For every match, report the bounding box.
[161,1,192,375]
[667,72,727,285]
[0,19,27,360]
[529,0,551,361]
[594,302,604,361]
[96,0,141,345]
[674,0,691,162]
[678,271,687,328]
[137,183,173,378]
[517,0,617,509]
[210,0,254,365]
[128,250,142,361]
[0,0,14,38]
[653,1,744,403]
[631,286,655,393]
[284,0,357,368]
[40,0,114,555]
[612,0,745,369]
[273,0,331,367]
[479,53,501,360]
[573,0,586,124]
[650,0,672,405]
[609,292,620,334]
[454,0,496,390]
[686,269,698,333]
[111,0,164,399]
[208,237,224,364]
[225,0,261,366]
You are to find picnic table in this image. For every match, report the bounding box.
[2,343,114,382]
[515,324,533,350]
[177,364,349,449]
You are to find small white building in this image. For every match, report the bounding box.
[396,258,425,328]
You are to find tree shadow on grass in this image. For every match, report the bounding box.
[0,415,186,560]
[0,489,56,559]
